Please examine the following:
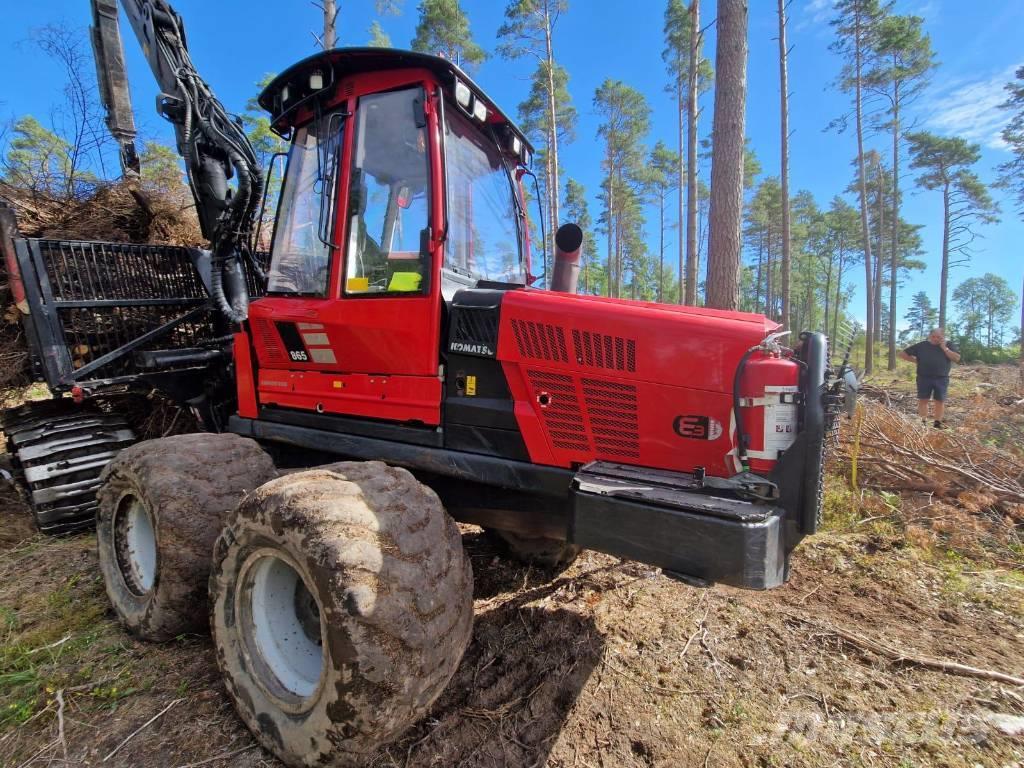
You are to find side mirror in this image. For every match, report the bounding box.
[396,185,412,209]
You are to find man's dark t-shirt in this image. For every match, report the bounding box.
[905,340,958,378]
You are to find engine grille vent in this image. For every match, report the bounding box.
[581,377,640,458]
[572,330,637,373]
[449,305,499,355]
[511,320,569,363]
[254,319,286,364]
[526,370,590,452]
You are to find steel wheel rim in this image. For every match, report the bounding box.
[114,495,157,596]
[238,551,325,706]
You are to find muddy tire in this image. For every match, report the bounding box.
[210,462,473,768]
[487,528,581,569]
[96,433,276,641]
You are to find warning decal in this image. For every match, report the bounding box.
[764,385,800,453]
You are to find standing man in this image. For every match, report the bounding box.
[898,327,961,428]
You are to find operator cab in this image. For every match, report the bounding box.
[244,49,534,426]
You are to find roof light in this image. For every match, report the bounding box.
[454,80,471,109]
[281,85,290,103]
[509,134,522,155]
[309,70,324,90]
[472,98,488,122]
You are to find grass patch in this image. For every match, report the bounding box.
[0,541,120,727]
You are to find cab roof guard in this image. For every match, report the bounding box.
[258,47,534,156]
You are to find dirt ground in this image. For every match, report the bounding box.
[2,366,1024,768]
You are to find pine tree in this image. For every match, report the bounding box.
[664,0,712,305]
[1,115,76,198]
[411,0,486,67]
[647,141,679,302]
[1004,67,1024,370]
[368,21,392,47]
[904,291,936,340]
[830,0,887,372]
[906,131,1000,328]
[706,0,748,310]
[777,0,792,331]
[953,274,1017,350]
[514,63,575,260]
[868,13,935,368]
[594,80,650,299]
[498,1,570,249]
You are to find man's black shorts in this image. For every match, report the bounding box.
[917,376,949,401]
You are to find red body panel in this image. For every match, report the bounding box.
[247,68,446,424]
[497,289,797,477]
[234,332,259,419]
[257,368,441,425]
[240,66,801,482]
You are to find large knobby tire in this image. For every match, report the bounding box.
[487,528,581,569]
[210,462,473,768]
[96,433,276,641]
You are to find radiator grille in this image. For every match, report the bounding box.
[526,370,589,451]
[572,330,637,372]
[511,319,569,363]
[581,377,640,458]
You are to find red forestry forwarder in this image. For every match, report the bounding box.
[0,1,856,764]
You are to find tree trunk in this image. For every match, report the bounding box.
[853,5,874,373]
[824,255,833,341]
[659,190,665,302]
[939,181,950,328]
[685,0,701,306]
[755,231,764,313]
[610,171,618,296]
[874,158,884,349]
[707,0,748,310]
[677,58,686,304]
[544,148,555,282]
[323,0,337,48]
[606,151,614,298]
[544,8,560,244]
[777,0,792,331]
[834,255,844,348]
[888,73,900,370]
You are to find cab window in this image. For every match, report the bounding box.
[344,88,431,296]
[266,113,343,295]
[444,107,524,285]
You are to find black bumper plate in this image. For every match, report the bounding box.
[569,462,787,589]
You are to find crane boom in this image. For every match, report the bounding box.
[90,0,139,177]
[89,0,263,322]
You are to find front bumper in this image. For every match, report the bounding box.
[569,461,787,589]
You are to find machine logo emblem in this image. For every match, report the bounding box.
[673,415,723,441]
[450,341,494,356]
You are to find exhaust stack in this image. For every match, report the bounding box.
[550,223,583,293]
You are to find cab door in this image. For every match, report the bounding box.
[250,75,444,425]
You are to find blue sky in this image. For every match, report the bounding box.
[1,0,1021,331]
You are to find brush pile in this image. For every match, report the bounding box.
[0,180,202,398]
[835,398,1024,562]
[0,179,201,245]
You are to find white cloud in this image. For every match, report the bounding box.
[924,64,1019,150]
[795,0,834,33]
